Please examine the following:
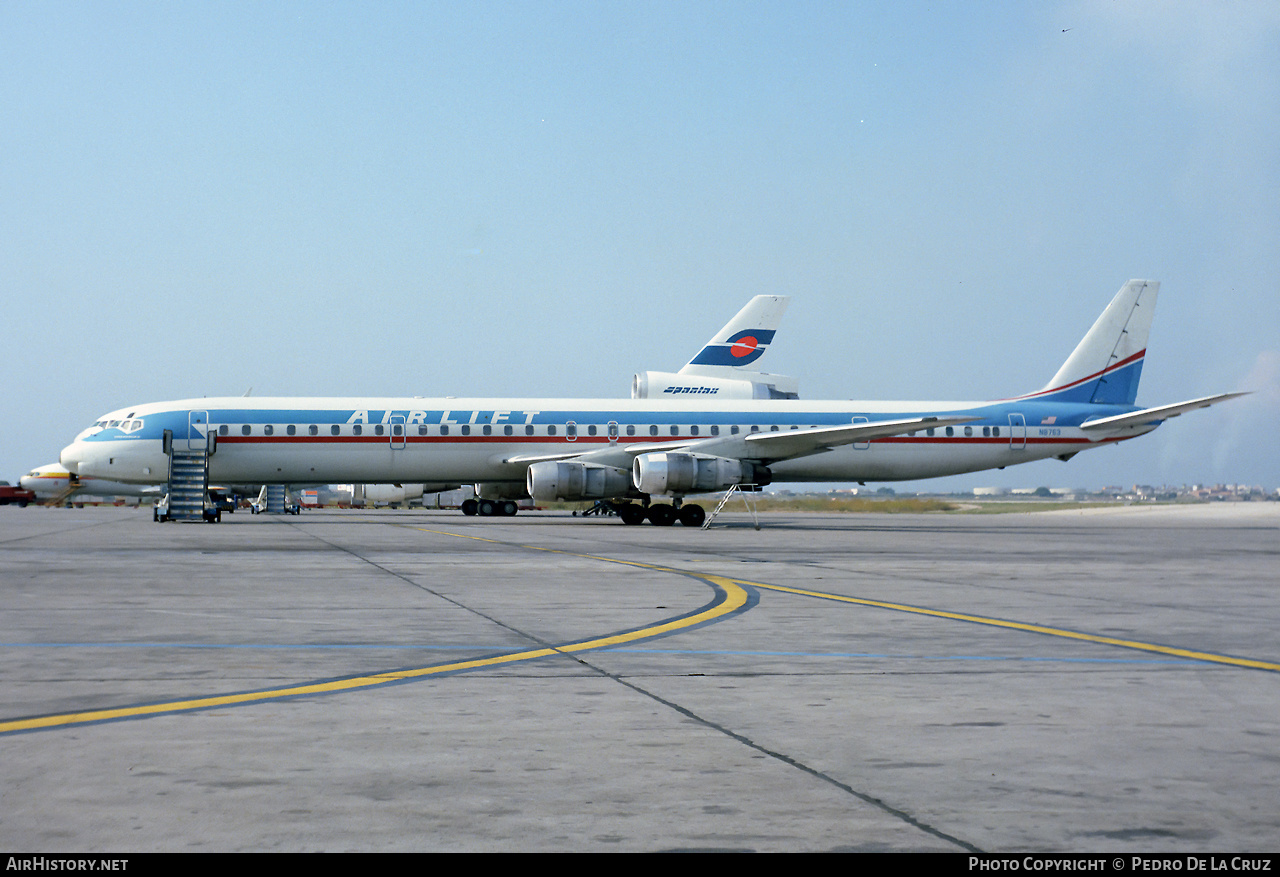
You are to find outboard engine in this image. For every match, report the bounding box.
[632,452,771,496]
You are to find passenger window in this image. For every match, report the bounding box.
[331,425,340,436]
[690,425,699,436]
[461,425,470,436]
[264,425,274,436]
[670,425,679,436]
[548,425,557,436]
[374,425,384,436]
[750,425,760,433]
[483,425,491,435]
[525,424,534,436]
[649,425,658,436]
[441,425,449,435]
[504,425,513,436]
[926,428,935,437]
[352,425,362,436]
[419,426,428,436]
[982,426,990,437]
[587,424,597,436]
[710,425,719,436]
[731,425,740,435]
[309,425,318,436]
[945,427,954,437]
[626,425,635,436]
[287,425,297,436]
[964,426,973,437]
[770,425,779,432]
[241,425,251,436]
[993,426,1000,437]
[219,425,229,436]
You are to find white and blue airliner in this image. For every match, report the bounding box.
[58,281,1242,526]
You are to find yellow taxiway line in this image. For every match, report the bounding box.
[0,534,749,736]
[5,525,1274,735]
[736,579,1280,673]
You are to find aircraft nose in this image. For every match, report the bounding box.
[59,443,82,474]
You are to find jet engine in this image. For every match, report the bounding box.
[632,452,771,496]
[361,483,426,506]
[475,481,529,500]
[631,371,799,400]
[526,462,631,503]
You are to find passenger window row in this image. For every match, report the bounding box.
[214,422,1010,439]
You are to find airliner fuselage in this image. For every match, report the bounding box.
[59,395,1148,487]
[54,281,1244,525]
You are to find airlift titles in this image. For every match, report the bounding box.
[347,409,542,427]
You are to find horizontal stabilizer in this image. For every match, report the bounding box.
[1080,393,1249,431]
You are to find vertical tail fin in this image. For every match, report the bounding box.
[1034,280,1158,405]
[681,295,789,372]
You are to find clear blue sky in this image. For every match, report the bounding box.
[3,1,1277,491]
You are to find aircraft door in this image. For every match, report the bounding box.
[389,414,406,450]
[1008,413,1026,449]
[186,410,210,453]
[851,416,870,449]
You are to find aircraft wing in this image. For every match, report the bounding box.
[1079,393,1249,432]
[737,415,978,461]
[504,415,976,467]
[503,439,704,465]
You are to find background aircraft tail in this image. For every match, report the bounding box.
[633,294,797,399]
[681,294,789,371]
[1031,280,1158,405]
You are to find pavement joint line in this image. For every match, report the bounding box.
[409,527,980,852]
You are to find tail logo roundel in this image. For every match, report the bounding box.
[730,334,760,358]
[689,329,775,367]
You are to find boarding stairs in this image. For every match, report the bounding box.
[701,483,762,530]
[264,484,287,514]
[42,482,82,507]
[166,449,210,522]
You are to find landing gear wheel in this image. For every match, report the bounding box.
[647,503,677,526]
[500,500,518,516]
[678,503,706,527]
[618,504,646,525]
[461,499,478,516]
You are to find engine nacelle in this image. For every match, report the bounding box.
[631,370,799,400]
[475,481,529,500]
[632,453,771,496]
[526,462,630,503]
[362,483,426,505]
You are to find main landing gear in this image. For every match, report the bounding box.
[458,497,704,526]
[613,501,705,527]
[461,498,519,517]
